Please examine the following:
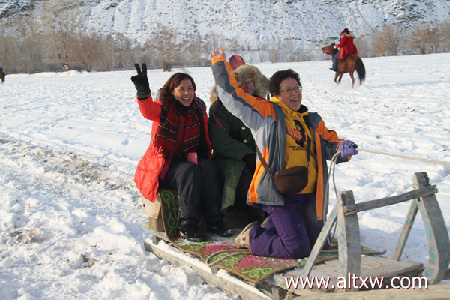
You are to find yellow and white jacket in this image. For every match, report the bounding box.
[211,56,350,220]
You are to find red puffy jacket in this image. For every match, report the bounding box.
[336,34,358,61]
[134,95,212,202]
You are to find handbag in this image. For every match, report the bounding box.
[256,138,310,194]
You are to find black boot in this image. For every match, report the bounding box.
[208,220,232,237]
[245,205,267,224]
[180,223,207,242]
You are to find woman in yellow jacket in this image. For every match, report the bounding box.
[210,49,358,259]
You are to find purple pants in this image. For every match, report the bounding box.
[249,193,324,259]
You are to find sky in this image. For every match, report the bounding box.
[0,52,449,299]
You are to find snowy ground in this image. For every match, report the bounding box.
[0,53,449,299]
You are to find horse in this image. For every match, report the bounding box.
[322,43,366,88]
[0,71,4,84]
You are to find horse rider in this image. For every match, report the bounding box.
[331,28,358,71]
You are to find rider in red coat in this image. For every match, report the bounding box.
[335,28,358,62]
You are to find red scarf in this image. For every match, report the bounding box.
[155,98,201,161]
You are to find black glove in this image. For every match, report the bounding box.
[130,63,151,100]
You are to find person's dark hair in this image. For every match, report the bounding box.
[160,73,196,101]
[269,69,301,96]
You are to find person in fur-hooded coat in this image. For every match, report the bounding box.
[208,64,270,224]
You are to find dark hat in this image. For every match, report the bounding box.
[340,28,350,35]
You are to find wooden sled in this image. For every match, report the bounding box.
[142,172,449,299]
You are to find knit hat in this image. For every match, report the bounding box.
[229,55,245,71]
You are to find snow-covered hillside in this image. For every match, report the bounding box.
[0,0,448,57]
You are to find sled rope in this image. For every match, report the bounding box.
[321,151,342,244]
[356,148,450,166]
[325,147,449,200]
[205,249,252,266]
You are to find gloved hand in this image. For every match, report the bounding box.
[338,140,358,158]
[130,63,151,100]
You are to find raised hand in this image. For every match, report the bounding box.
[130,63,151,100]
[210,48,226,61]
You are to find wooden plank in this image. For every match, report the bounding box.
[359,257,423,278]
[344,185,437,215]
[360,256,385,268]
[336,190,361,290]
[392,199,419,261]
[272,255,424,293]
[143,224,290,299]
[414,172,450,284]
[143,238,272,300]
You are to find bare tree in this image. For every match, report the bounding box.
[437,21,450,52]
[70,32,103,71]
[405,23,440,54]
[354,36,370,58]
[151,25,180,72]
[268,49,279,63]
[20,18,45,73]
[181,32,209,67]
[373,24,403,56]
[113,33,135,69]
[41,0,84,71]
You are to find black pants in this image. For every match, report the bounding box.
[160,157,223,227]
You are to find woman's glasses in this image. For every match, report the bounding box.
[280,86,302,94]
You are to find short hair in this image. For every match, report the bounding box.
[160,73,196,101]
[269,69,301,96]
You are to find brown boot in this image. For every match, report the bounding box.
[235,222,256,248]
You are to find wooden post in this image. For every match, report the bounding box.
[336,190,361,291]
[392,199,419,261]
[414,172,450,284]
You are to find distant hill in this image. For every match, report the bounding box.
[1,0,448,51]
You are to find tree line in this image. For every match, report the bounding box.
[356,22,450,58]
[0,5,448,75]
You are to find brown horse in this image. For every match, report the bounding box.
[322,43,366,88]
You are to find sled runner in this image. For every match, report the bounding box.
[141,172,449,299]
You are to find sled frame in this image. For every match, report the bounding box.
[301,172,449,286]
[142,172,448,298]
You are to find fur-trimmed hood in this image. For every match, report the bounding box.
[342,32,355,38]
[210,64,270,103]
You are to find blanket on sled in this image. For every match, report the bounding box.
[157,189,385,283]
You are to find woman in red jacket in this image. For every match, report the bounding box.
[335,28,358,62]
[131,64,231,242]
[332,28,358,71]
